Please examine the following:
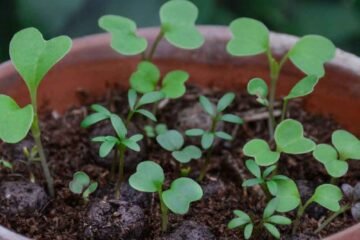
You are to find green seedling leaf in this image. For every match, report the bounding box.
[10,27,72,94]
[288,35,336,77]
[264,223,280,239]
[121,138,141,152]
[137,91,164,107]
[161,70,189,98]
[227,18,269,56]
[69,171,90,194]
[221,114,244,124]
[81,104,112,128]
[199,96,215,116]
[185,128,205,136]
[91,104,112,115]
[0,95,34,143]
[99,15,147,55]
[162,177,203,214]
[97,137,118,158]
[243,139,280,166]
[228,210,252,229]
[110,114,127,139]
[0,159,13,169]
[245,159,261,178]
[263,199,278,219]
[172,145,202,163]
[201,132,215,149]
[155,124,168,135]
[129,161,165,192]
[130,61,160,93]
[244,223,254,240]
[160,0,204,49]
[217,92,235,112]
[247,78,269,106]
[267,215,292,225]
[263,165,277,178]
[312,184,342,212]
[156,130,184,151]
[215,131,233,141]
[285,75,319,100]
[128,89,138,110]
[83,182,98,199]
[332,130,360,160]
[313,144,348,178]
[136,109,157,122]
[272,178,301,212]
[275,119,315,154]
[242,178,263,187]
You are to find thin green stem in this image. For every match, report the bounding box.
[158,187,169,232]
[114,145,126,199]
[126,110,134,127]
[330,177,338,185]
[30,95,54,197]
[280,99,289,122]
[110,148,118,181]
[292,197,313,234]
[260,182,272,200]
[147,30,164,61]
[315,204,351,234]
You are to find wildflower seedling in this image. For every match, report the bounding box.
[227,18,335,137]
[129,161,203,231]
[8,28,72,197]
[69,171,98,202]
[228,200,292,239]
[144,123,168,138]
[185,93,243,181]
[313,130,360,179]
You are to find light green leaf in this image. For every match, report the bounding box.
[313,144,348,178]
[332,130,360,160]
[266,180,278,195]
[227,18,269,56]
[69,171,90,194]
[242,178,263,187]
[217,92,235,112]
[228,210,251,229]
[81,112,109,128]
[129,134,143,142]
[137,91,164,107]
[272,178,301,212]
[185,128,205,136]
[121,139,141,152]
[244,223,254,239]
[201,132,215,149]
[288,35,336,77]
[136,109,157,122]
[263,165,277,178]
[162,177,203,214]
[263,199,278,219]
[285,75,319,100]
[243,139,280,166]
[83,182,98,199]
[91,104,112,115]
[0,95,34,144]
[312,184,343,212]
[10,27,72,94]
[199,96,215,116]
[110,114,127,139]
[247,78,269,106]
[264,223,280,239]
[130,61,160,93]
[245,159,261,178]
[267,215,292,225]
[156,130,184,151]
[99,15,147,55]
[160,0,204,49]
[172,145,202,163]
[275,119,316,154]
[99,139,117,158]
[128,89,138,110]
[221,114,243,124]
[0,159,13,169]
[215,131,233,141]
[161,70,189,99]
[155,124,168,135]
[129,161,165,192]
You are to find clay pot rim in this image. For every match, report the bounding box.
[0,26,359,240]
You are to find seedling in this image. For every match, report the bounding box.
[228,200,291,239]
[129,161,203,231]
[8,28,72,197]
[0,158,13,170]
[69,171,98,202]
[23,146,40,183]
[227,18,335,138]
[156,129,202,175]
[313,130,360,179]
[144,123,168,138]
[185,93,243,181]
[243,119,315,166]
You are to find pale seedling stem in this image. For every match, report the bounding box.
[158,187,169,232]
[315,204,351,234]
[280,99,289,122]
[147,30,164,61]
[292,197,313,234]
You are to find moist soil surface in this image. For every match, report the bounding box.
[0,84,358,240]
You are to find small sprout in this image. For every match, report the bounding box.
[130,61,189,98]
[99,15,147,56]
[144,123,168,138]
[247,78,269,106]
[0,159,13,170]
[129,161,203,231]
[0,95,34,144]
[156,130,202,164]
[313,130,360,178]
[228,210,253,239]
[243,119,315,166]
[9,27,72,197]
[69,171,98,202]
[185,93,243,180]
[160,0,204,49]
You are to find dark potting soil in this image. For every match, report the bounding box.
[0,84,358,240]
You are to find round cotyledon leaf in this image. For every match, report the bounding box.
[160,0,204,49]
[130,61,160,93]
[156,130,184,151]
[161,70,189,99]
[99,15,147,55]
[172,145,202,163]
[247,78,269,106]
[162,177,203,214]
[332,130,360,160]
[271,178,301,212]
[69,171,90,194]
[243,139,280,166]
[0,95,34,144]
[312,184,343,212]
[129,161,165,192]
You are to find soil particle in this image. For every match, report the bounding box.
[297,180,327,219]
[163,220,215,240]
[1,138,35,162]
[284,233,318,240]
[202,179,226,200]
[84,199,146,240]
[0,181,49,216]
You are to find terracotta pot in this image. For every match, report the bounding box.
[0,26,359,239]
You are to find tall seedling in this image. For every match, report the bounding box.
[9,28,72,197]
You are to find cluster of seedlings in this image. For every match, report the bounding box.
[0,0,359,239]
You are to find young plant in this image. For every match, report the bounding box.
[0,158,13,171]
[144,123,168,138]
[243,119,315,167]
[227,18,335,138]
[313,130,360,180]
[69,171,98,202]
[228,200,291,239]
[8,28,72,197]
[185,93,243,181]
[129,161,203,231]
[156,129,202,176]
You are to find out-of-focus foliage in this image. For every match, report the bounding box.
[1,0,360,61]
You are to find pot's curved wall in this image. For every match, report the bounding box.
[0,26,359,239]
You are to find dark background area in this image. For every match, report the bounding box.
[1,0,359,62]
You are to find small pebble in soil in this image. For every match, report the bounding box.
[163,220,215,240]
[297,180,327,219]
[202,179,226,200]
[84,199,145,240]
[89,122,146,170]
[0,181,49,216]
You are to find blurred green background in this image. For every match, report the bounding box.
[1,0,360,62]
